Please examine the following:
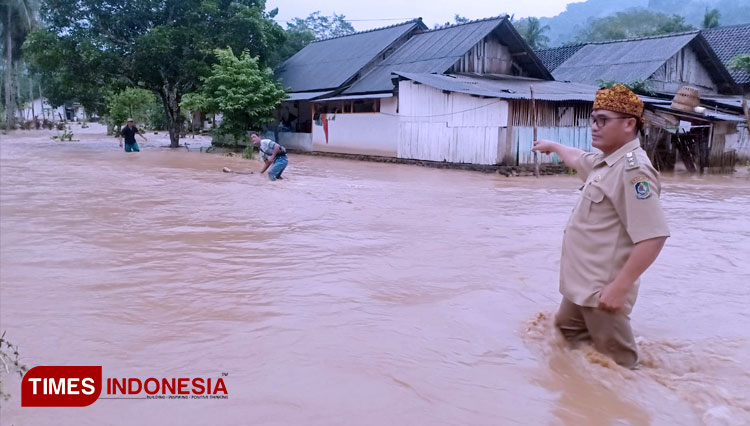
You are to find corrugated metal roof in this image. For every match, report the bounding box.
[394,72,600,101]
[552,32,699,86]
[652,104,745,122]
[284,91,335,101]
[535,44,586,72]
[702,24,750,85]
[314,93,393,102]
[275,20,424,92]
[700,94,745,109]
[344,17,551,94]
[396,72,745,123]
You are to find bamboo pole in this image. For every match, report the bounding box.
[530,86,540,178]
[29,69,35,121]
[38,82,45,120]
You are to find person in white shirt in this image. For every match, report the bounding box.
[251,132,288,181]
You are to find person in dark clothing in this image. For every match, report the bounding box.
[119,118,148,152]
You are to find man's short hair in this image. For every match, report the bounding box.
[249,131,260,138]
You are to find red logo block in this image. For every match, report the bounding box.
[22,366,102,407]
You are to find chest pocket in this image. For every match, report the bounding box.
[580,184,606,218]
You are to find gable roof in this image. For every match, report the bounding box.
[343,16,552,94]
[551,31,736,92]
[275,19,426,93]
[534,44,586,72]
[394,72,600,101]
[701,24,750,85]
[552,32,699,85]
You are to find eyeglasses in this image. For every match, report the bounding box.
[589,115,633,128]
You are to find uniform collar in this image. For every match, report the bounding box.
[603,138,641,167]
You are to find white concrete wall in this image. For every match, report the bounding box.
[278,132,313,151]
[311,97,399,156]
[397,80,509,164]
[18,98,77,121]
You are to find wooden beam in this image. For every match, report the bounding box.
[531,86,540,178]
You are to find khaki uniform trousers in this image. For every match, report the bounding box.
[554,298,639,368]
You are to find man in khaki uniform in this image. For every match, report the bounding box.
[532,84,670,368]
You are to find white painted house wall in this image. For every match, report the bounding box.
[397,80,509,164]
[19,98,83,121]
[278,132,313,151]
[311,97,399,156]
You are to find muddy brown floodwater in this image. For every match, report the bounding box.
[1,125,749,425]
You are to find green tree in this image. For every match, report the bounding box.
[107,88,158,128]
[597,79,655,96]
[515,17,551,50]
[24,0,285,148]
[453,14,470,24]
[180,92,209,116]
[277,12,355,63]
[434,13,472,29]
[2,0,38,129]
[290,11,356,39]
[180,91,209,132]
[24,29,112,117]
[576,8,695,43]
[702,8,721,29]
[196,48,285,142]
[729,54,750,73]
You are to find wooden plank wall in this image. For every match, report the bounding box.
[397,81,508,164]
[397,81,595,165]
[650,46,718,93]
[509,99,593,164]
[450,36,514,75]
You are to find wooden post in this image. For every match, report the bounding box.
[5,6,13,131]
[530,86,540,178]
[38,82,45,120]
[29,69,35,122]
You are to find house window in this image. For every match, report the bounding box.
[353,99,380,113]
[316,99,381,114]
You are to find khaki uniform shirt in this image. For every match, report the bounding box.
[560,138,670,314]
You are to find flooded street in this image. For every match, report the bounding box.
[1,126,749,425]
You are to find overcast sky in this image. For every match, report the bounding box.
[266,0,583,31]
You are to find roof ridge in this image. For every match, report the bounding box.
[423,15,509,33]
[534,43,586,52]
[586,30,699,46]
[310,18,424,43]
[701,22,750,32]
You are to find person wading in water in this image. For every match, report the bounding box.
[251,132,288,181]
[532,84,670,368]
[119,118,148,152]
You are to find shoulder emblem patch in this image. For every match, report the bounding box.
[630,175,649,185]
[634,181,652,199]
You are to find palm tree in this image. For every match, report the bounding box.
[517,18,550,50]
[703,8,720,29]
[1,0,37,130]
